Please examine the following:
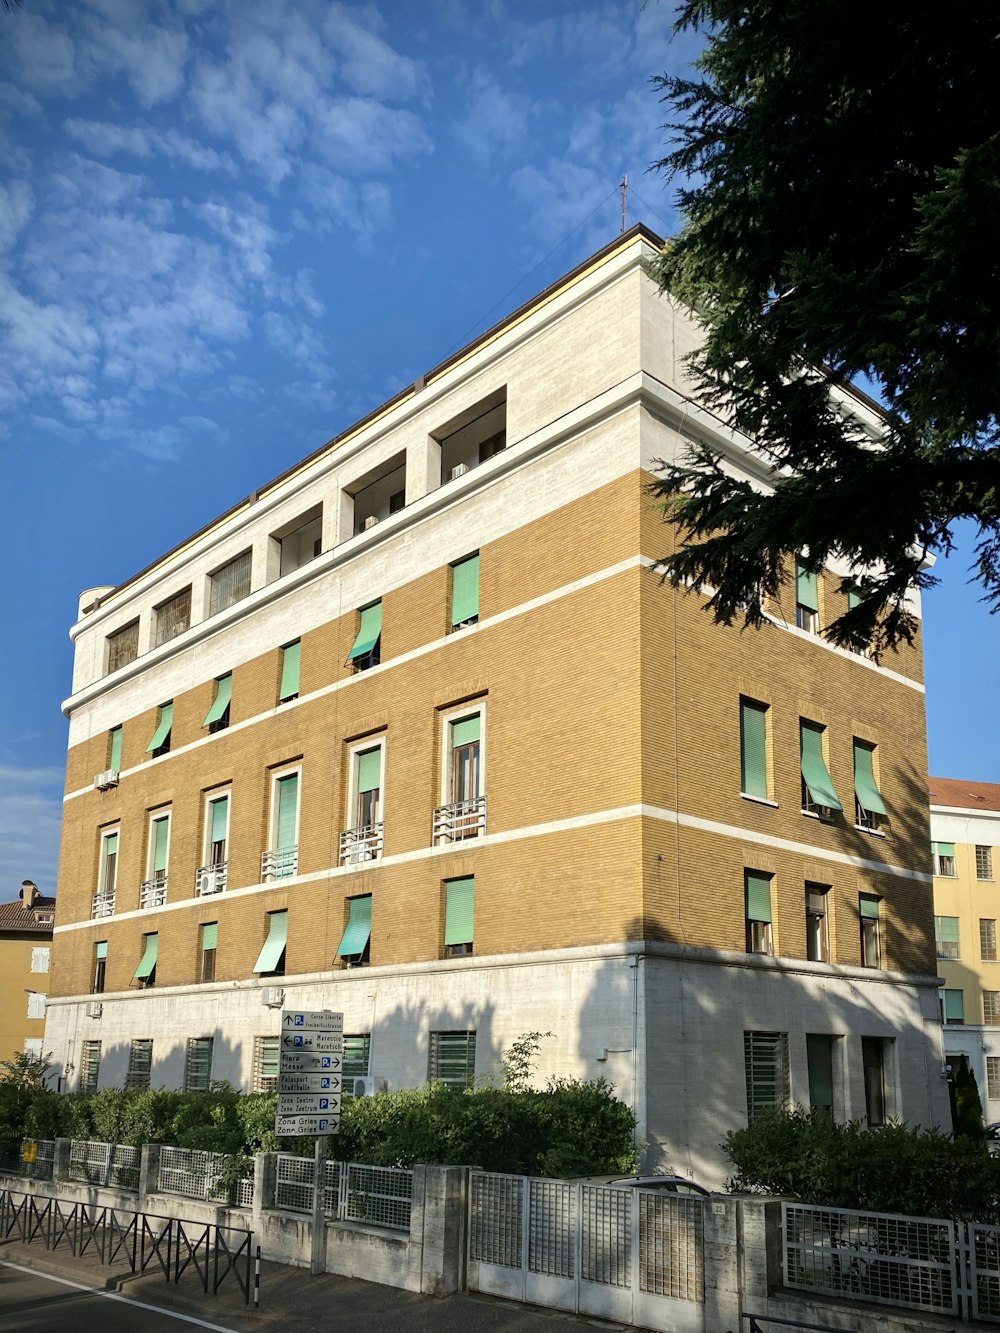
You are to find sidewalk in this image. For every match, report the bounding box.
[0,1237,624,1332]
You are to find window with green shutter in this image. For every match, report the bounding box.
[253,911,287,975]
[146,702,173,757]
[859,894,881,967]
[444,877,474,956]
[853,740,886,829]
[200,922,217,982]
[203,673,232,731]
[450,554,479,629]
[348,602,381,669]
[133,933,158,986]
[278,641,300,702]
[739,698,769,799]
[268,772,299,880]
[935,915,960,959]
[800,721,842,813]
[932,841,957,876]
[942,990,965,1025]
[745,870,773,954]
[337,896,372,965]
[795,558,819,631]
[108,726,123,773]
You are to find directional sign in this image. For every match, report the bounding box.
[275,1114,340,1136]
[279,1052,341,1073]
[282,1010,343,1031]
[278,1093,341,1115]
[278,1073,341,1094]
[281,1031,343,1052]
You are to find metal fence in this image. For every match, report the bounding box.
[68,1140,141,1191]
[274,1154,412,1231]
[157,1146,253,1208]
[6,1140,56,1182]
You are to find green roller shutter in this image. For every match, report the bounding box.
[279,642,300,701]
[253,911,287,973]
[134,934,158,979]
[451,555,479,625]
[859,894,880,919]
[932,841,956,858]
[276,774,298,850]
[348,603,382,660]
[806,1034,834,1111]
[796,560,818,610]
[936,916,960,946]
[105,831,118,858]
[745,872,773,923]
[854,742,886,816]
[357,748,381,793]
[210,796,229,843]
[847,587,862,610]
[337,896,372,957]
[201,922,217,951]
[96,941,108,960]
[146,703,173,753]
[203,674,232,726]
[944,990,965,1022]
[451,715,481,748]
[151,818,169,874]
[445,877,475,946]
[109,727,122,772]
[740,701,768,798]
[800,723,842,810]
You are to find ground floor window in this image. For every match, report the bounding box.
[744,1031,789,1121]
[429,1031,476,1088]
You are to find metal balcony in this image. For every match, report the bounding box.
[432,796,486,844]
[91,890,115,920]
[338,822,384,866]
[195,863,228,896]
[261,847,298,881]
[139,876,168,909]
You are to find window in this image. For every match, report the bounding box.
[942,990,965,1025]
[140,812,170,909]
[806,1034,835,1116]
[94,829,119,916]
[978,845,994,880]
[153,587,191,647]
[444,877,474,957]
[81,1040,102,1094]
[26,992,45,1019]
[988,1057,1000,1102]
[200,791,230,893]
[341,1034,371,1101]
[146,702,173,758]
[341,745,384,863]
[209,550,252,616]
[436,390,506,479]
[336,896,372,967]
[30,947,50,974]
[347,601,382,671]
[935,915,960,959]
[450,554,479,629]
[844,584,868,652]
[853,740,886,830]
[184,1037,214,1092]
[429,1031,477,1088]
[795,558,819,632]
[126,1039,153,1090]
[203,673,232,732]
[805,884,830,962]
[859,894,881,967]
[932,841,957,876]
[985,992,1000,1025]
[982,919,997,961]
[278,640,300,703]
[276,508,322,577]
[23,1038,42,1060]
[861,1038,887,1126]
[800,721,841,816]
[744,870,773,954]
[739,698,769,800]
[107,620,139,673]
[436,711,485,842]
[743,1031,789,1120]
[253,1035,280,1092]
[133,932,158,988]
[253,910,288,976]
[92,941,107,993]
[263,770,299,880]
[108,725,123,772]
[200,922,218,982]
[350,456,406,533]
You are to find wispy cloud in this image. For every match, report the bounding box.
[0,765,64,898]
[453,72,537,167]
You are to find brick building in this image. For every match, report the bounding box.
[45,226,950,1181]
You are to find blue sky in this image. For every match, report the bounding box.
[0,1,995,896]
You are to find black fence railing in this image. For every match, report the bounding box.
[745,1315,858,1332]
[0,1187,254,1303]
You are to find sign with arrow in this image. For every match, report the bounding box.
[281,1031,343,1052]
[282,1010,344,1032]
[278,1073,341,1094]
[275,1010,345,1136]
[280,1052,341,1073]
[275,1114,340,1136]
[277,1093,340,1115]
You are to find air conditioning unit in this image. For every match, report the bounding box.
[197,868,224,896]
[449,463,470,481]
[86,1001,103,1019]
[363,515,379,531]
[261,986,285,1008]
[93,769,120,791]
[352,1076,388,1098]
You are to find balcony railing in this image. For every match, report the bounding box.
[261,847,298,881]
[433,796,486,844]
[195,863,228,896]
[91,890,115,920]
[139,876,168,909]
[338,823,384,866]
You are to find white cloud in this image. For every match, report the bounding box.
[322,3,428,101]
[6,13,81,97]
[0,179,33,251]
[316,97,430,174]
[454,73,536,166]
[65,118,237,174]
[0,765,64,897]
[191,198,279,280]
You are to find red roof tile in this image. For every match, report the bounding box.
[929,776,1000,812]
[0,898,56,933]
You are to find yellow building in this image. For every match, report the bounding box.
[930,776,1000,1116]
[0,881,55,1066]
[45,226,950,1182]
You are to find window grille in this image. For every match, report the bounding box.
[978,845,994,880]
[985,992,1000,1026]
[982,919,997,961]
[341,1034,371,1101]
[107,621,139,673]
[743,1031,789,1120]
[253,1035,280,1092]
[209,550,252,616]
[81,1040,102,1094]
[429,1031,477,1087]
[988,1057,1000,1101]
[153,587,191,646]
[184,1036,214,1091]
[126,1039,152,1089]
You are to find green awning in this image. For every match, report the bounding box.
[357,748,381,793]
[796,560,818,611]
[279,642,300,701]
[847,587,862,610]
[337,896,372,957]
[276,774,298,850]
[203,674,232,726]
[348,603,382,660]
[740,701,767,799]
[745,872,772,923]
[944,990,964,1022]
[859,894,880,920]
[96,941,108,960]
[932,841,956,857]
[133,934,158,979]
[451,555,479,625]
[451,715,481,748]
[109,727,122,772]
[201,922,218,951]
[146,703,173,753]
[151,818,169,874]
[800,724,842,810]
[253,911,287,973]
[445,877,475,946]
[854,743,886,816]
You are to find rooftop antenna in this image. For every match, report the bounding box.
[620,175,627,233]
